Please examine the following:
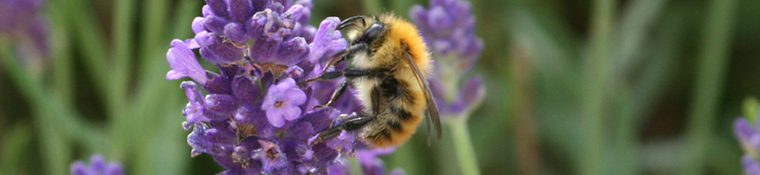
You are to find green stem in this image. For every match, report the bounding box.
[1,39,68,175]
[37,110,71,175]
[59,0,108,86]
[680,0,737,173]
[350,156,363,175]
[109,0,136,123]
[581,0,615,174]
[49,2,73,103]
[1,38,106,174]
[448,118,481,175]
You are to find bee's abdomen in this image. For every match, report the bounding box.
[363,107,422,147]
[362,77,425,147]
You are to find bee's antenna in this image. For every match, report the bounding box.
[338,16,365,30]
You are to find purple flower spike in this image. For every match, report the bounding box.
[167,1,403,174]
[450,76,486,114]
[327,159,351,175]
[307,17,347,63]
[276,37,310,65]
[205,94,238,115]
[199,35,245,65]
[262,78,307,127]
[204,15,231,34]
[356,147,403,175]
[194,31,215,47]
[205,0,229,19]
[70,154,124,175]
[191,17,205,34]
[70,161,89,175]
[357,147,396,165]
[389,169,407,175]
[253,140,289,173]
[105,162,124,175]
[744,155,760,175]
[410,0,483,71]
[226,0,253,23]
[325,130,355,153]
[181,81,210,125]
[167,39,208,84]
[246,5,312,66]
[224,22,248,44]
[0,0,49,59]
[735,118,758,146]
[411,0,485,121]
[187,123,211,156]
[231,76,260,102]
[202,71,233,94]
[734,115,760,175]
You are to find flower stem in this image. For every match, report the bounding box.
[680,0,737,173]
[581,0,615,174]
[448,118,481,175]
[349,156,362,175]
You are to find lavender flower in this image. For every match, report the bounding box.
[744,155,760,175]
[735,117,760,175]
[410,0,483,70]
[410,0,485,120]
[0,0,49,62]
[166,0,396,174]
[356,147,406,175]
[167,39,207,84]
[69,154,124,175]
[252,140,290,172]
[261,78,307,127]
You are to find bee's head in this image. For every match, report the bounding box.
[338,16,387,48]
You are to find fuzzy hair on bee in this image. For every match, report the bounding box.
[302,13,442,148]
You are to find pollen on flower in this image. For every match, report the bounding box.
[275,101,283,107]
[266,147,279,160]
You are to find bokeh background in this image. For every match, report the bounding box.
[0,0,758,174]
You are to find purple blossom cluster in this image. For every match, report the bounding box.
[166,0,394,174]
[0,0,48,61]
[734,117,760,175]
[70,154,124,175]
[410,0,485,119]
[328,147,405,175]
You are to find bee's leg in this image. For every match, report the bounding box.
[302,68,372,84]
[314,114,376,143]
[313,80,350,109]
[322,43,368,72]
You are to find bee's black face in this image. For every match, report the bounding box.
[353,23,384,45]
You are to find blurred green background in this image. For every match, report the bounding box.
[0,0,757,174]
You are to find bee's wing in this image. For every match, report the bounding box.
[404,52,442,142]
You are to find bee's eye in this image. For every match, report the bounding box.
[365,23,383,39]
[355,23,383,44]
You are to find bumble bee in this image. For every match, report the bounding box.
[302,13,441,147]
